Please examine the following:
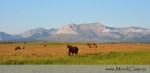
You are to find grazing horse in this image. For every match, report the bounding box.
[87,43,97,48]
[44,45,47,47]
[15,46,21,50]
[67,45,78,56]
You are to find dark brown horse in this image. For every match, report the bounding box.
[67,45,78,56]
[15,46,21,50]
[44,45,47,47]
[15,46,25,50]
[22,46,25,49]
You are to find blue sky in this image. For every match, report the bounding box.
[0,0,150,34]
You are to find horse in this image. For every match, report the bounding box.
[15,46,21,50]
[67,45,78,56]
[44,45,47,47]
[22,46,25,49]
[87,43,97,48]
[87,43,91,48]
[93,43,97,48]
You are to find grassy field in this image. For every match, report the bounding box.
[0,42,150,64]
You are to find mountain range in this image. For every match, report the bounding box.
[0,22,150,43]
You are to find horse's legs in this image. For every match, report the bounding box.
[68,52,71,56]
[75,53,78,55]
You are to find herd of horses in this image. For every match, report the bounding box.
[14,43,97,56]
[86,43,97,48]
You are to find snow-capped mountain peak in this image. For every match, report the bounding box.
[56,23,79,35]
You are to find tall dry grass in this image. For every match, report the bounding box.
[0,42,150,64]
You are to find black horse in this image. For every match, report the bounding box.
[67,45,78,56]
